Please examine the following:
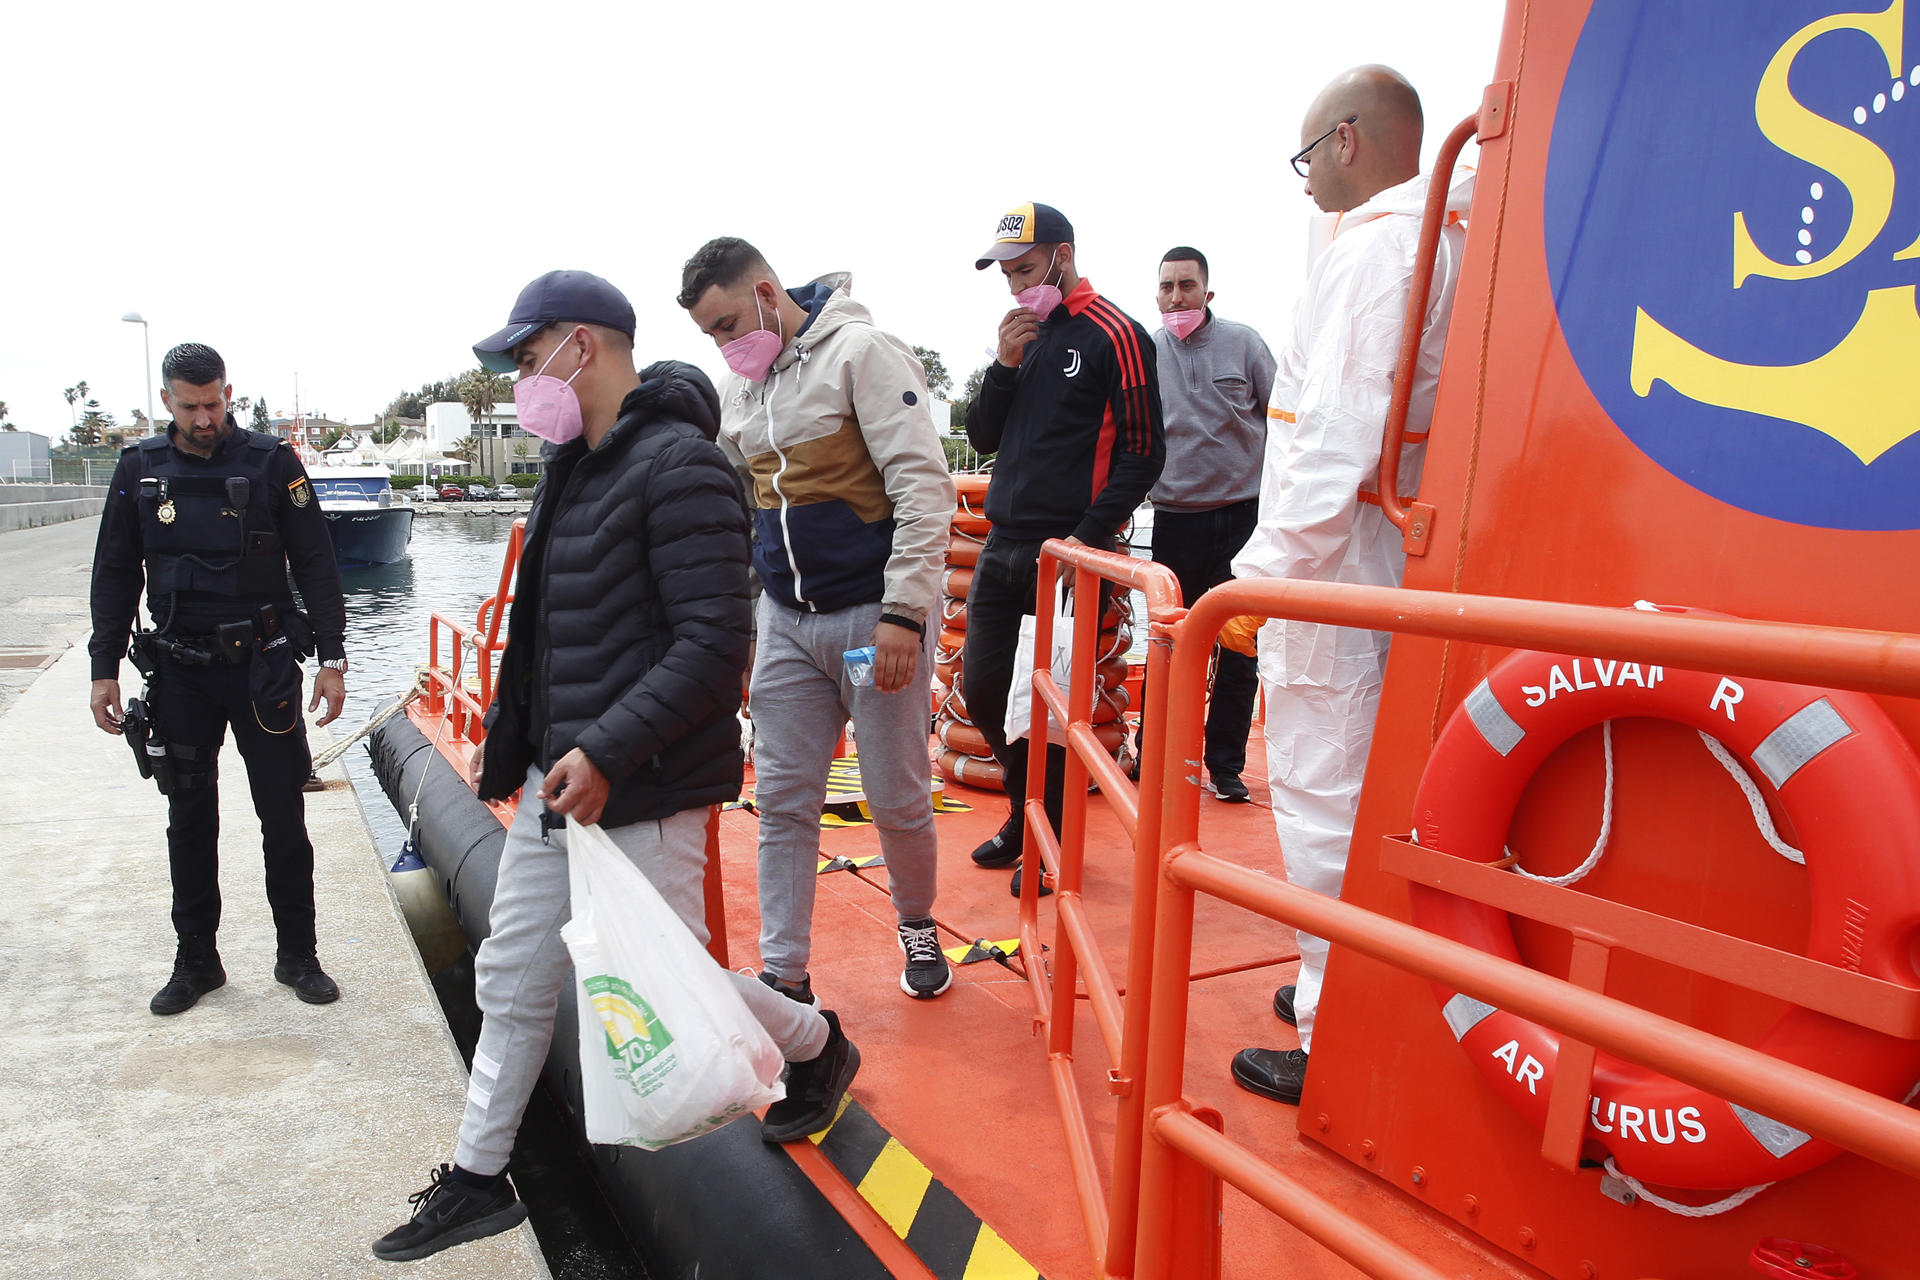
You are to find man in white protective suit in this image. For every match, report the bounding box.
[1220,65,1473,1106]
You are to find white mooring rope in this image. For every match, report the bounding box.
[310,685,424,770]
[1602,1158,1774,1217]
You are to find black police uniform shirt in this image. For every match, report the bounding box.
[88,418,347,680]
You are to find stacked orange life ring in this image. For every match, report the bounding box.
[933,473,1135,792]
[1410,607,1920,1191]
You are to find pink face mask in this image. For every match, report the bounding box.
[1163,308,1206,340]
[1015,247,1064,320]
[720,290,785,382]
[513,333,586,445]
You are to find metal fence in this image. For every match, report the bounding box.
[3,459,113,485]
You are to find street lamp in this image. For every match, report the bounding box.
[121,312,154,436]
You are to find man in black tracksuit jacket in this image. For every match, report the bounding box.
[963,204,1165,895]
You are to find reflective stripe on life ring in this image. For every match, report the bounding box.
[1411,608,1920,1191]
[936,747,1006,791]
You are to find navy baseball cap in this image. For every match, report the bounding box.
[473,270,637,372]
[975,202,1075,269]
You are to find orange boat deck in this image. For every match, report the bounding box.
[716,736,1527,1280]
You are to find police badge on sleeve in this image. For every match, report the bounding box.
[289,477,312,508]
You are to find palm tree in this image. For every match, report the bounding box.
[63,382,90,429]
[459,368,510,476]
[450,436,479,467]
[0,401,12,432]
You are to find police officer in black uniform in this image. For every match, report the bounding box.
[87,342,350,1016]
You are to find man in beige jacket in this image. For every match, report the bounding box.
[680,237,957,1002]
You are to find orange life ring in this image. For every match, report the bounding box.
[942,597,969,629]
[938,625,966,653]
[953,473,991,499]
[953,510,993,538]
[947,532,984,567]
[935,656,961,689]
[942,675,1125,727]
[937,718,994,756]
[944,566,975,600]
[1411,611,1920,1191]
[936,746,1006,791]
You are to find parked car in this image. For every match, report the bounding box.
[438,484,466,501]
[405,485,434,502]
[466,483,496,501]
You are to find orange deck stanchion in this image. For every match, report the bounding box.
[1127,576,1920,1280]
[1011,541,1184,1280]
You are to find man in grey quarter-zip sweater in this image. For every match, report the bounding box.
[1147,246,1276,803]
[680,236,958,1005]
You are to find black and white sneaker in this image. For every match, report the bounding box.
[762,1010,861,1143]
[896,917,952,999]
[1207,772,1252,804]
[757,970,821,1008]
[969,813,1023,868]
[371,1165,528,1262]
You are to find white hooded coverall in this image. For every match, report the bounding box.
[1232,170,1473,1052]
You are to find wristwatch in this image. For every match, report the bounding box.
[320,658,350,674]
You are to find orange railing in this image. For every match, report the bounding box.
[1122,574,1920,1280]
[1015,543,1185,1278]
[421,518,524,743]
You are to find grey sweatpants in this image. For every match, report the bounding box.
[454,764,828,1176]
[752,598,939,983]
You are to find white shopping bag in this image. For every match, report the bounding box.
[560,816,785,1150]
[1005,580,1075,747]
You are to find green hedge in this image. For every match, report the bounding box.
[506,474,540,489]
[390,475,424,489]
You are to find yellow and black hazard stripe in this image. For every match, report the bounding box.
[730,757,972,831]
[807,1098,1045,1280]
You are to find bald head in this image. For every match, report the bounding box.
[1299,64,1424,212]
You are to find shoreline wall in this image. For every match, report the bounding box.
[0,485,107,533]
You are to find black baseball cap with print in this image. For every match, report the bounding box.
[473,270,637,373]
[974,202,1075,270]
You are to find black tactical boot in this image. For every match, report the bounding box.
[150,933,227,1016]
[274,949,340,1004]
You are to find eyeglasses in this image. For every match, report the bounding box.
[1290,115,1357,179]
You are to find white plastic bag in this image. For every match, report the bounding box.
[1005,580,1075,746]
[560,816,785,1150]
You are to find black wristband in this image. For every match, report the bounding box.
[878,612,925,636]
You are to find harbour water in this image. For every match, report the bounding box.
[337,512,520,858]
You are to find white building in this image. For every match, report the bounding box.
[0,431,54,480]
[423,401,540,480]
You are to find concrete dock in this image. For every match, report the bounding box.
[0,527,550,1278]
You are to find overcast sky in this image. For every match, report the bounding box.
[2,0,1506,436]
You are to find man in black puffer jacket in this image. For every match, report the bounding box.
[374,272,860,1264]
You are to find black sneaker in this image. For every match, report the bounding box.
[896,918,952,999]
[1008,864,1053,899]
[762,1010,861,1143]
[970,813,1023,868]
[758,970,820,1008]
[1273,984,1298,1027]
[371,1164,528,1262]
[1230,1047,1309,1105]
[274,950,340,1004]
[150,934,226,1016]
[1208,772,1251,804]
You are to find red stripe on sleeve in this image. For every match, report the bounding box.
[1083,305,1149,453]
